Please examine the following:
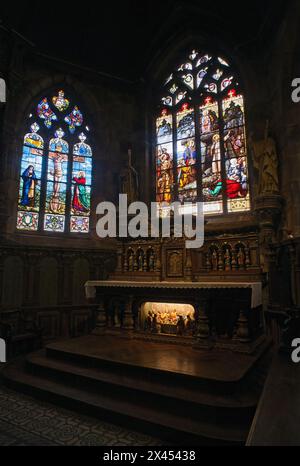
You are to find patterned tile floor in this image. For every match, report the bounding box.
[0,365,163,446]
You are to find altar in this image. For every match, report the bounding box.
[85,280,264,352]
[85,280,262,307]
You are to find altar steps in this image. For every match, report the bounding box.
[25,350,259,410]
[3,358,250,445]
[2,335,272,446]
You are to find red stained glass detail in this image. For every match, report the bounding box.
[204,97,212,105]
[228,89,236,98]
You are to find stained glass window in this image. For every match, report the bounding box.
[155,50,250,216]
[17,90,92,233]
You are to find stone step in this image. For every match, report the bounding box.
[26,350,258,412]
[3,358,249,445]
[45,335,270,396]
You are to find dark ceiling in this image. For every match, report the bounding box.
[0,0,287,81]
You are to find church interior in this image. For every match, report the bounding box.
[0,0,300,448]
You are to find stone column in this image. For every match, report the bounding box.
[155,246,162,279]
[185,248,192,281]
[122,295,134,330]
[114,302,121,329]
[234,310,251,342]
[254,194,284,333]
[92,296,107,335]
[194,302,213,349]
[116,246,123,273]
[254,194,284,273]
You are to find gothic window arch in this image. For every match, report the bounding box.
[17,89,92,233]
[155,50,250,216]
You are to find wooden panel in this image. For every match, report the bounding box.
[37,311,60,339]
[71,310,92,337]
[166,250,183,277]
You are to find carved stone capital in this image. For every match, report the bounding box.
[254,194,284,226]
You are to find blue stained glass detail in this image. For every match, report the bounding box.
[17,91,92,233]
[37,98,58,128]
[49,128,69,153]
[73,133,92,156]
[24,123,44,149]
[64,106,83,133]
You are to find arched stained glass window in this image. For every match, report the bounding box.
[155,50,250,216]
[17,90,92,233]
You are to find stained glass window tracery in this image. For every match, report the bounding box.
[17,90,92,233]
[155,51,250,216]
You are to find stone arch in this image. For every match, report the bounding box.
[4,75,102,236]
[146,25,256,103]
[13,74,101,137]
[148,29,255,215]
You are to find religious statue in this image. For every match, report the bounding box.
[237,247,245,268]
[185,314,195,335]
[224,248,231,271]
[151,314,158,333]
[206,253,211,270]
[138,252,143,271]
[119,148,139,203]
[148,250,155,271]
[177,315,185,336]
[211,249,218,271]
[128,252,134,271]
[145,312,153,332]
[250,121,279,194]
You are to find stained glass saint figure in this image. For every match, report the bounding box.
[18,90,92,232]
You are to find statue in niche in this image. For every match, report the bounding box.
[128,252,134,271]
[224,248,231,271]
[206,253,211,270]
[138,252,143,271]
[168,251,182,275]
[237,247,245,267]
[250,121,279,195]
[148,250,155,271]
[211,249,218,270]
[119,148,139,203]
